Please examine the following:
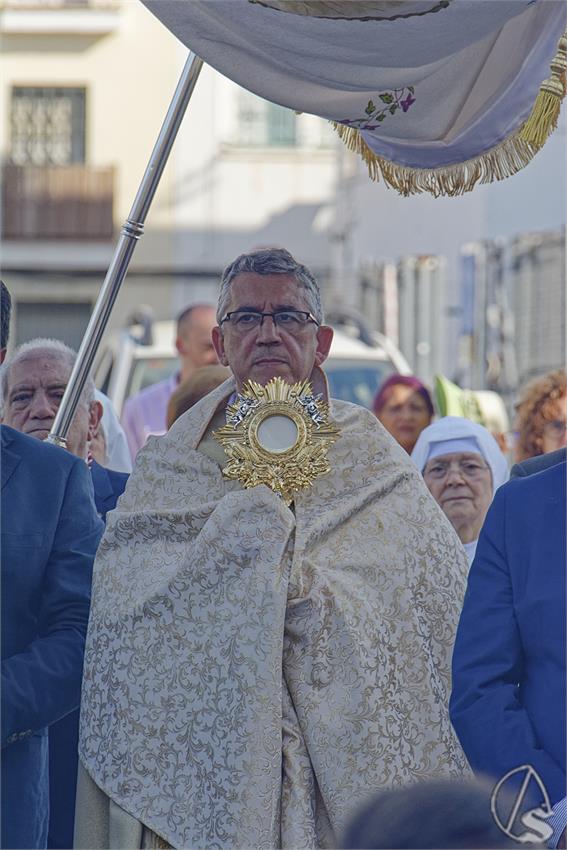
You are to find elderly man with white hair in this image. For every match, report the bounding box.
[411,416,509,564]
[1,337,128,850]
[1,338,129,521]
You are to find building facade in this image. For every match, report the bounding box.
[1,0,337,351]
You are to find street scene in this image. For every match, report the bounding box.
[1,1,565,849]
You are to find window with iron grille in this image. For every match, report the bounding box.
[10,86,86,166]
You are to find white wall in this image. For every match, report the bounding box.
[348,110,566,270]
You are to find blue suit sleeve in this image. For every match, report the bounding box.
[450,485,566,800]
[1,458,103,747]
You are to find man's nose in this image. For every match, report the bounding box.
[30,391,57,419]
[256,315,280,343]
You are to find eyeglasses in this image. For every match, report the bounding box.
[543,419,567,440]
[219,309,319,333]
[423,459,491,481]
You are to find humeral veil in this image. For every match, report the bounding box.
[76,377,469,850]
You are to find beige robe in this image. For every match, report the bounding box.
[76,378,469,849]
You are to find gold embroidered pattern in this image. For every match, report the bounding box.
[79,380,470,850]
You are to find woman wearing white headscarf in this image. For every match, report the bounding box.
[411,417,509,563]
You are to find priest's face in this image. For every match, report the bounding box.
[212,273,333,389]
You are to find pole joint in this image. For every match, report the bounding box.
[122,219,145,240]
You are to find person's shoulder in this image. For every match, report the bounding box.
[496,458,566,508]
[100,463,129,491]
[1,425,80,472]
[106,466,129,486]
[510,447,567,479]
[91,459,128,485]
[330,397,380,427]
[330,398,401,444]
[524,457,566,490]
[329,398,419,474]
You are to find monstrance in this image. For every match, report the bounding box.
[213,377,340,505]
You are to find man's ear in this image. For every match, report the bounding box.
[314,325,333,367]
[212,326,228,367]
[88,400,104,441]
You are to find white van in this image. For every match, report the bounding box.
[94,313,411,415]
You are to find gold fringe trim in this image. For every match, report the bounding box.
[520,33,567,147]
[332,29,567,198]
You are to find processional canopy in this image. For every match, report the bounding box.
[142,0,566,197]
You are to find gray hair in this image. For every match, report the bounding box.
[1,337,95,411]
[217,248,323,326]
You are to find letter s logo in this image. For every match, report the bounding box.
[516,808,554,844]
[491,765,555,844]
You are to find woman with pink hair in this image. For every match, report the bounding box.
[373,374,434,454]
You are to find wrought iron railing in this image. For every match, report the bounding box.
[2,163,114,239]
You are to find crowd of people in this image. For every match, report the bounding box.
[0,249,565,850]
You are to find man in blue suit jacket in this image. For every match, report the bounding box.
[0,334,129,848]
[1,425,104,848]
[450,462,566,843]
[47,458,127,848]
[510,446,566,479]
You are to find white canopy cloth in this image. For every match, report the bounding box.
[142,0,567,195]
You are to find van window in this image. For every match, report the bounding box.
[325,360,395,408]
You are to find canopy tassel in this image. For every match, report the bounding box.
[332,29,567,197]
[520,32,567,147]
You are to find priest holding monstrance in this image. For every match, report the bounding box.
[75,247,468,849]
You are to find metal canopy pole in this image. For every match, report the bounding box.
[48,51,204,448]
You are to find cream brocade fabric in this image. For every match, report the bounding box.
[78,378,469,850]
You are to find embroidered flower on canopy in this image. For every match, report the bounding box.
[400,92,416,112]
[340,87,417,129]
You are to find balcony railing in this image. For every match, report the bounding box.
[2,163,114,240]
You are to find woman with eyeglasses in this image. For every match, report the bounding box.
[514,369,567,462]
[411,417,509,563]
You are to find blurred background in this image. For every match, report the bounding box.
[1,0,565,421]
